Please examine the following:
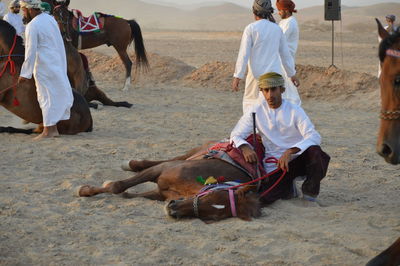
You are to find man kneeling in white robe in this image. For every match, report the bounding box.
[18,0,73,140]
[230,72,330,203]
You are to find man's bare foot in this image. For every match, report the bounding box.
[33,125,60,140]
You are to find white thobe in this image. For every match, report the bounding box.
[4,12,25,37]
[0,3,6,18]
[230,99,321,173]
[233,19,296,114]
[279,16,301,106]
[20,13,73,127]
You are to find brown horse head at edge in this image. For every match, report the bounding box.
[366,18,400,266]
[375,18,400,165]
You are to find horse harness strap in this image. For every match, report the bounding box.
[386,49,400,59]
[380,110,400,120]
[193,185,239,218]
[0,34,20,105]
[380,49,400,120]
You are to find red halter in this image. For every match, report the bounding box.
[0,34,20,106]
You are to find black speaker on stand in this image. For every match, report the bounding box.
[325,0,341,68]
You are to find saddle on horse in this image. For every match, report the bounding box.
[71,9,105,34]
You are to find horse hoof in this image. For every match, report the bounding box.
[102,180,114,188]
[75,185,90,197]
[121,160,132,171]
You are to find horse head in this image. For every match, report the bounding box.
[376,18,400,165]
[53,3,73,41]
[165,185,261,223]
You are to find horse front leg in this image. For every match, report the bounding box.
[78,164,164,197]
[116,48,132,92]
[85,82,132,108]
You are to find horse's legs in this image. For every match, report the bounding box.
[79,163,164,197]
[85,81,132,108]
[121,189,165,201]
[115,48,132,92]
[125,141,216,172]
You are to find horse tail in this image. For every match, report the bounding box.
[127,19,149,72]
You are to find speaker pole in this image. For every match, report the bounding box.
[330,20,336,69]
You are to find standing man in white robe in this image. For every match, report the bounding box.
[4,0,25,37]
[277,0,301,106]
[0,0,6,20]
[18,0,73,140]
[232,0,299,114]
[230,72,330,203]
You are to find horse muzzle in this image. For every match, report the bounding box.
[165,199,190,219]
[377,142,400,165]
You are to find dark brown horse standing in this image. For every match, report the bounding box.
[366,20,400,266]
[52,1,149,91]
[0,20,92,135]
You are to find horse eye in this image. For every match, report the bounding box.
[394,75,400,95]
[394,76,400,86]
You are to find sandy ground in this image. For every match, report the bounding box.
[1,30,399,265]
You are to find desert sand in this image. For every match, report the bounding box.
[1,3,400,265]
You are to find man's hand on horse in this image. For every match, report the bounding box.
[18,77,30,84]
[231,77,241,92]
[291,75,300,87]
[278,147,300,172]
[239,144,258,164]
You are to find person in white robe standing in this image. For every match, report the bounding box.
[276,0,301,106]
[232,0,299,114]
[3,0,25,37]
[0,0,6,20]
[18,0,73,140]
[230,72,330,204]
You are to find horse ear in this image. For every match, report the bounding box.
[376,18,389,40]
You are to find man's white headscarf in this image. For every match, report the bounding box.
[20,0,43,9]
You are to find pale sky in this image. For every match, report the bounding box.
[148,0,397,9]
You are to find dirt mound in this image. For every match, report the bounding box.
[182,61,242,91]
[182,62,378,100]
[83,50,195,87]
[296,64,378,99]
[83,51,378,100]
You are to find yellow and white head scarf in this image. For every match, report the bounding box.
[258,72,285,89]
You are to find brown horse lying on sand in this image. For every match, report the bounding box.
[77,141,280,223]
[0,20,92,135]
[365,20,400,266]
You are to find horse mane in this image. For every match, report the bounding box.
[236,192,262,220]
[379,29,400,62]
[0,20,25,60]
